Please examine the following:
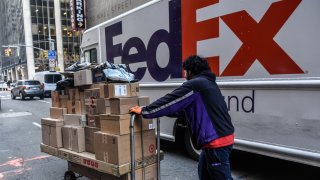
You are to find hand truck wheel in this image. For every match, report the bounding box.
[64,171,76,180]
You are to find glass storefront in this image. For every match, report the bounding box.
[30,0,81,71]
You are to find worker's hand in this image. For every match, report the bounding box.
[130,106,142,115]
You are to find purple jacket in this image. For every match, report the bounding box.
[142,71,234,149]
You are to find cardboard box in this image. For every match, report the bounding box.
[100,114,153,135]
[105,98,111,114]
[94,129,156,165]
[62,126,72,150]
[41,118,63,148]
[85,99,106,115]
[62,126,85,153]
[50,107,67,120]
[51,91,60,107]
[79,91,86,115]
[91,83,109,98]
[64,114,86,126]
[67,100,82,114]
[91,68,106,83]
[84,88,101,103]
[84,126,100,154]
[68,88,80,101]
[74,69,93,86]
[106,107,111,114]
[107,83,139,98]
[138,96,150,106]
[59,95,69,108]
[87,115,101,128]
[91,83,140,98]
[109,97,138,115]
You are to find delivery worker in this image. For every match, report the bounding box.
[130,55,234,180]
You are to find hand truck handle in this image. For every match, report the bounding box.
[130,114,161,180]
[130,113,136,180]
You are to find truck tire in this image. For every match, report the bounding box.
[184,129,201,161]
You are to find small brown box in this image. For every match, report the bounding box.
[74,69,93,86]
[62,126,72,150]
[87,115,101,128]
[79,91,86,115]
[109,97,139,115]
[91,83,109,98]
[84,88,101,104]
[100,114,154,135]
[62,126,85,153]
[59,95,69,108]
[85,99,106,115]
[94,129,156,165]
[138,96,150,106]
[68,88,80,101]
[84,126,100,154]
[50,107,67,120]
[41,118,64,148]
[51,91,60,107]
[67,100,82,114]
[64,114,86,126]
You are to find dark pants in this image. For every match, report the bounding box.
[198,145,233,180]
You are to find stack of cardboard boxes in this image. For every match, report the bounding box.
[41,69,158,179]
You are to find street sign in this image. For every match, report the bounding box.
[49,59,56,68]
[48,51,56,59]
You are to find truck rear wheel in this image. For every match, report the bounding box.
[184,129,201,161]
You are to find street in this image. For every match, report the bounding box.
[0,90,319,180]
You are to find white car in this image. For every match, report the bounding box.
[0,81,8,91]
[33,71,63,97]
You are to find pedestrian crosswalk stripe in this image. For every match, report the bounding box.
[32,122,41,128]
[37,100,51,104]
[0,112,32,118]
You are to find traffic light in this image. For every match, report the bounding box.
[4,48,12,56]
[8,48,12,56]
[43,50,48,58]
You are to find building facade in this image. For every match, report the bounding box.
[0,0,81,81]
[0,0,27,81]
[86,0,151,28]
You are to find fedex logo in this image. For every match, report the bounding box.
[106,0,303,81]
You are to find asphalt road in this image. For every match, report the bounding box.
[0,91,319,180]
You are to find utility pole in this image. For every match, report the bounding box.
[47,0,52,51]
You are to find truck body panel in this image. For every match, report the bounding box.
[81,0,320,166]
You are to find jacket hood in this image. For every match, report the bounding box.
[194,71,216,82]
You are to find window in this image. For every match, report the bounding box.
[84,48,98,64]
[25,81,41,85]
[44,74,62,83]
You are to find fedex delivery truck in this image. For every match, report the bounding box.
[81,0,320,166]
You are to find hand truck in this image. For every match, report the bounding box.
[130,114,161,180]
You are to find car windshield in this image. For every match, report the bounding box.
[25,81,41,85]
[44,74,62,83]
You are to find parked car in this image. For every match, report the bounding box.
[0,81,8,91]
[11,80,44,100]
